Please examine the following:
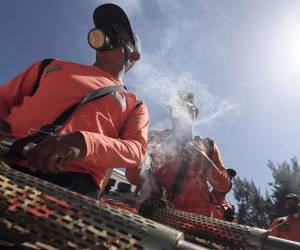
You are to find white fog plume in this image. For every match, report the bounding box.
[133,61,239,132]
[138,133,163,202]
[196,100,239,127]
[137,88,214,201]
[138,162,162,202]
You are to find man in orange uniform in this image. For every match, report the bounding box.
[0,4,149,198]
[126,90,230,216]
[210,168,237,221]
[269,193,300,242]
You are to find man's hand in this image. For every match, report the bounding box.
[0,118,15,164]
[277,222,291,232]
[27,132,87,173]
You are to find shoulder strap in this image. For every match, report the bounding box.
[30,59,54,96]
[9,84,126,158]
[50,85,126,132]
[170,156,190,201]
[170,138,215,201]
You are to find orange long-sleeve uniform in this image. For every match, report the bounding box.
[0,59,149,187]
[210,191,235,221]
[269,215,300,242]
[126,129,230,216]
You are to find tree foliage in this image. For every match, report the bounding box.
[233,157,300,228]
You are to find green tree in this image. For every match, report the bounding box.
[233,157,300,228]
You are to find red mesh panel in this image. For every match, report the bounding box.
[0,163,184,250]
[100,195,139,214]
[101,196,279,250]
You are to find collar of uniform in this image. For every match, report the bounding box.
[92,65,123,85]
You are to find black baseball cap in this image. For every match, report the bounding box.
[93,3,140,53]
[285,193,299,201]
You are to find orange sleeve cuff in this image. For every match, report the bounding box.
[79,131,147,168]
[79,130,95,157]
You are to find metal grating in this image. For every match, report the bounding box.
[101,194,300,250]
[0,162,184,250]
[101,194,246,249]
[6,162,296,250]
[138,199,300,250]
[140,200,246,249]
[101,192,140,214]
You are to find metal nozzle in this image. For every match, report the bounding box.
[0,137,36,157]
[0,137,15,154]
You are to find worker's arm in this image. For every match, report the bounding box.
[0,61,41,139]
[207,143,231,192]
[0,61,41,119]
[27,101,149,173]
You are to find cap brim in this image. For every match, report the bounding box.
[285,193,299,201]
[93,4,135,45]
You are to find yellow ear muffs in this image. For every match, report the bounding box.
[87,28,106,50]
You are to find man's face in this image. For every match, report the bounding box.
[168,102,198,125]
[95,25,138,71]
[96,45,125,69]
[113,25,140,70]
[285,198,299,215]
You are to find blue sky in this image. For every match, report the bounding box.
[1,0,300,197]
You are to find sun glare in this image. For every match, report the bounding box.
[267,11,300,84]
